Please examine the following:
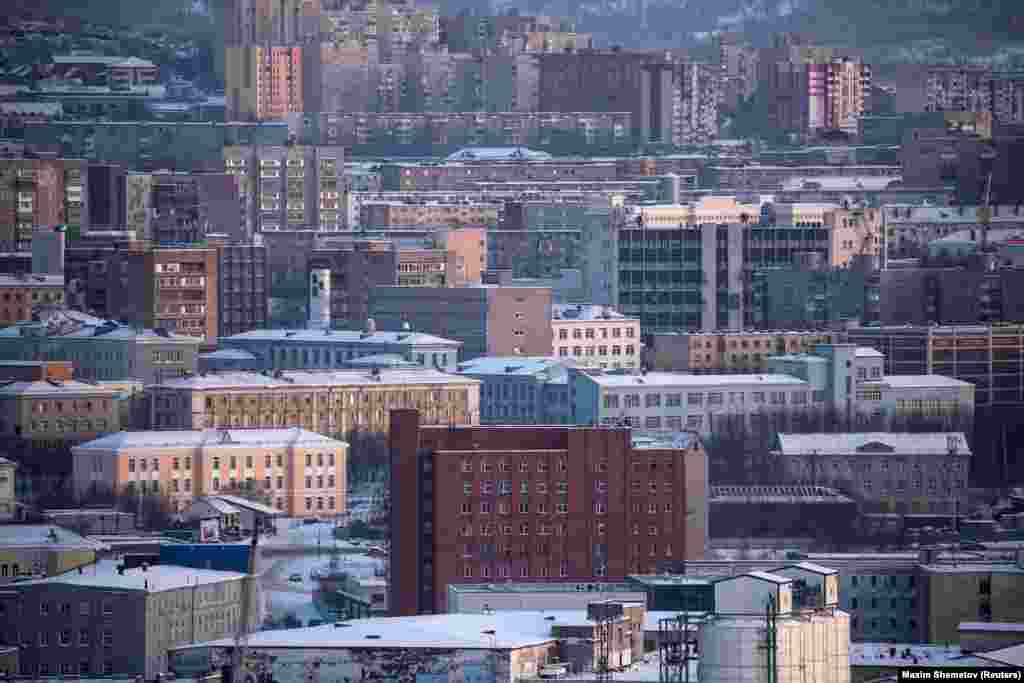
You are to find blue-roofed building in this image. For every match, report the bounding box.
[455,356,572,424]
[198,348,261,373]
[218,327,462,373]
[445,146,553,162]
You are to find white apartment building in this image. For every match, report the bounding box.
[552,304,641,370]
[570,370,817,434]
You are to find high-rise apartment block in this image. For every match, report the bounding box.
[925,65,994,115]
[207,234,269,337]
[642,61,720,145]
[126,171,243,243]
[104,246,219,342]
[389,409,708,614]
[224,144,344,234]
[225,45,321,122]
[0,158,87,250]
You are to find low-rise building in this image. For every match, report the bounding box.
[645,330,835,373]
[446,582,647,614]
[0,524,106,584]
[219,327,462,373]
[456,356,572,424]
[774,432,971,514]
[71,428,347,517]
[570,369,818,435]
[0,558,249,680]
[0,274,65,325]
[552,304,640,371]
[0,309,200,385]
[920,561,1024,645]
[147,369,480,435]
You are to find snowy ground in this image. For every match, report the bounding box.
[263,518,384,552]
[258,551,385,626]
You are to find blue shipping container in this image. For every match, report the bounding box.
[160,544,252,573]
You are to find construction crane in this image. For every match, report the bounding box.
[978,172,994,253]
[231,520,261,683]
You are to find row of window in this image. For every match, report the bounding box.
[460,522,670,537]
[558,345,636,357]
[604,390,807,409]
[557,327,636,340]
[23,661,114,677]
[602,415,703,430]
[23,628,113,647]
[464,481,570,496]
[134,452,338,473]
[29,418,108,432]
[464,459,567,474]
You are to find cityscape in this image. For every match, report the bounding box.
[0,0,1023,682]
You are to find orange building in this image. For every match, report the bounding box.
[71,428,347,516]
[0,274,65,326]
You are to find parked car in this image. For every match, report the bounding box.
[288,573,303,583]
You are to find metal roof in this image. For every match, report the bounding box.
[777,432,972,457]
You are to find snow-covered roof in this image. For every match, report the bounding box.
[777,432,972,457]
[849,643,992,668]
[0,379,120,397]
[446,147,552,162]
[223,328,460,347]
[0,524,107,551]
[587,373,807,388]
[151,369,478,391]
[772,562,838,576]
[711,486,854,504]
[457,356,567,377]
[959,622,1024,633]
[193,497,240,515]
[854,347,884,358]
[878,375,973,390]
[73,428,345,452]
[177,612,565,651]
[631,432,699,450]
[973,644,1024,668]
[16,559,245,593]
[551,304,636,322]
[209,494,282,516]
[0,274,63,287]
[200,349,258,361]
[782,177,904,192]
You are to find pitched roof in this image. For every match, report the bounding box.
[72,428,345,451]
[777,432,972,457]
[209,494,281,516]
[588,373,807,388]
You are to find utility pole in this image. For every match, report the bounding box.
[232,519,260,683]
[978,172,993,253]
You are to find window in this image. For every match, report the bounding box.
[463,482,472,495]
[645,393,661,408]
[460,502,471,514]
[40,602,49,616]
[59,602,70,615]
[79,629,89,645]
[666,393,682,407]
[687,393,703,406]
[594,502,607,515]
[79,602,89,616]
[39,632,49,647]
[59,629,71,646]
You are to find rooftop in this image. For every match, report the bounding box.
[920,562,1024,575]
[854,347,884,358]
[773,561,839,576]
[193,497,239,515]
[208,494,282,516]
[974,644,1024,668]
[0,378,119,397]
[849,643,991,668]
[199,349,258,361]
[445,147,553,162]
[73,428,346,451]
[0,274,64,287]
[456,356,568,377]
[151,369,479,391]
[959,622,1024,633]
[725,571,792,585]
[551,304,635,322]
[450,581,639,594]
[777,432,972,457]
[53,55,157,68]
[0,524,107,551]
[176,612,571,651]
[877,374,974,389]
[711,485,855,504]
[631,432,699,450]
[781,176,904,192]
[222,328,460,347]
[587,373,808,388]
[17,558,246,593]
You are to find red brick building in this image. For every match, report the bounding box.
[389,409,708,615]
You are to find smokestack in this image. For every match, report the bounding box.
[308,268,331,330]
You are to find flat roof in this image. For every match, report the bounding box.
[449,581,639,594]
[586,373,807,388]
[777,432,972,457]
[631,432,699,450]
[0,524,107,551]
[152,369,479,391]
[209,494,282,516]
[16,559,245,593]
[849,643,991,668]
[551,304,636,322]
[176,612,567,651]
[920,563,1024,575]
[223,328,460,347]
[0,379,120,397]
[456,356,567,377]
[73,428,345,452]
[878,374,974,389]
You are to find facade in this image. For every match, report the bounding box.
[0,559,248,680]
[552,304,640,371]
[881,204,1024,261]
[104,246,219,342]
[774,432,971,514]
[219,328,462,373]
[223,145,344,235]
[147,369,480,434]
[300,112,633,155]
[875,267,1024,326]
[369,285,553,359]
[0,524,104,584]
[920,562,1024,645]
[24,121,290,174]
[0,362,122,441]
[641,61,721,145]
[570,370,817,435]
[925,65,995,115]
[210,236,270,338]
[131,171,243,243]
[225,45,318,122]
[0,157,88,250]
[72,428,347,517]
[0,311,200,385]
[360,202,500,228]
[389,412,708,614]
[0,457,16,522]
[455,357,572,425]
[0,274,65,325]
[750,260,877,330]
[645,331,835,374]
[709,485,858,539]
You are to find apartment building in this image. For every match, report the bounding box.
[552,304,640,371]
[920,561,1024,644]
[0,559,248,679]
[455,357,572,425]
[146,369,480,435]
[370,285,553,359]
[925,65,994,114]
[389,410,708,614]
[223,145,344,235]
[207,235,269,338]
[104,246,219,342]
[72,427,347,517]
[0,457,15,522]
[641,61,720,145]
[992,72,1024,124]
[875,267,1024,326]
[378,159,617,192]
[646,330,835,373]
[0,158,88,250]
[813,58,872,135]
[126,171,243,243]
[219,327,461,373]
[0,274,65,326]
[225,44,320,122]
[360,201,500,228]
[881,204,1024,261]
[0,310,200,385]
[570,369,817,435]
[774,432,970,514]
